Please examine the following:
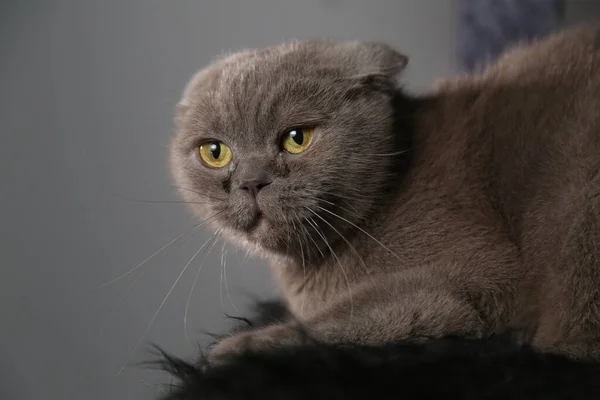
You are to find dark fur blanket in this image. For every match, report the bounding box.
[157,301,600,399]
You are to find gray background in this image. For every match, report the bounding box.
[1,1,597,399]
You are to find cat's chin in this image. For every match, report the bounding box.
[247,214,269,237]
[246,216,284,251]
[222,216,288,258]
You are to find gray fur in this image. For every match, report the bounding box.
[170,26,600,363]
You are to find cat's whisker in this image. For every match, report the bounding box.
[323,199,363,220]
[324,190,374,201]
[184,232,221,345]
[300,189,371,217]
[172,185,227,202]
[222,245,239,314]
[296,216,324,299]
[118,195,212,206]
[296,211,327,262]
[96,213,221,290]
[298,193,365,222]
[99,217,209,338]
[219,242,227,314]
[316,205,402,261]
[98,265,149,339]
[97,233,186,290]
[303,187,374,201]
[305,217,336,306]
[284,214,295,260]
[287,214,299,256]
[288,210,317,300]
[233,248,253,301]
[118,231,210,376]
[296,218,307,318]
[370,148,411,157]
[305,210,354,328]
[309,209,369,275]
[241,249,251,265]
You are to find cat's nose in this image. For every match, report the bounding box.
[238,179,272,198]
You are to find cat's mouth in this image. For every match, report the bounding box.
[240,208,266,234]
[230,200,298,252]
[249,210,268,232]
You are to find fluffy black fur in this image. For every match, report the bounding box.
[156,300,600,399]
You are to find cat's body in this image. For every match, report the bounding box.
[171,25,600,361]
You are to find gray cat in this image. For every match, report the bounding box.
[170,25,600,363]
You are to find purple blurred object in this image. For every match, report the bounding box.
[458,0,565,72]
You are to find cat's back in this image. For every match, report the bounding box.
[483,23,600,166]
[433,23,600,184]
[467,24,600,254]
[415,24,600,252]
[487,23,600,82]
[485,24,600,194]
[426,24,600,166]
[437,24,600,89]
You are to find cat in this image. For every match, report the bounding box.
[170,24,600,364]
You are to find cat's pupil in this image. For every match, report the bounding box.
[290,130,303,145]
[210,143,220,159]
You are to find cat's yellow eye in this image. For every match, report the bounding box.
[281,128,314,154]
[198,141,233,168]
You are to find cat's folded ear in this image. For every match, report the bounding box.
[334,41,408,79]
[175,68,211,129]
[174,103,188,129]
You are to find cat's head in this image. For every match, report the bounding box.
[171,40,409,263]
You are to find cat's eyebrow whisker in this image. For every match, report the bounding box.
[118,229,211,375]
[305,209,354,329]
[95,212,222,290]
[184,232,221,345]
[316,205,402,262]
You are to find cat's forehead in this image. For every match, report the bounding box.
[176,39,406,145]
[181,38,407,110]
[191,41,337,97]
[179,41,345,143]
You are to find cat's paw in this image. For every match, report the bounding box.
[207,324,307,366]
